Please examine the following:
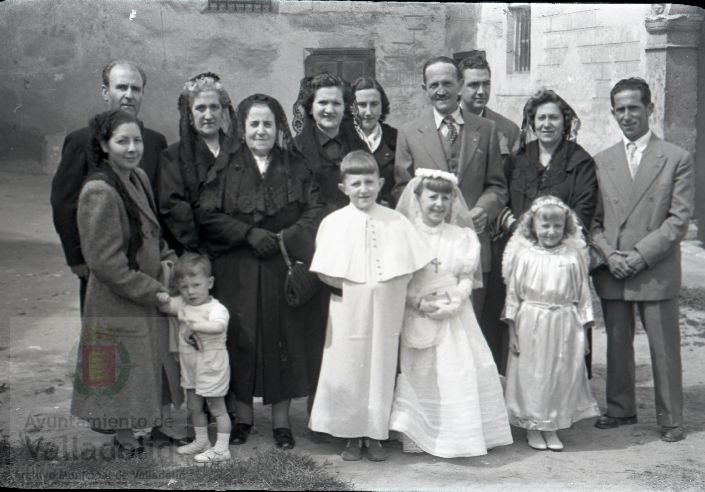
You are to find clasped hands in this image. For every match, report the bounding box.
[246,227,279,258]
[607,250,646,279]
[418,293,461,320]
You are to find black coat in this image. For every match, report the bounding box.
[507,139,598,229]
[50,126,167,267]
[198,145,325,404]
[373,123,398,208]
[294,120,367,214]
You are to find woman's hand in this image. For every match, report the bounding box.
[246,228,279,258]
[426,298,461,320]
[156,292,171,304]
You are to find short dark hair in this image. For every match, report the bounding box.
[522,89,577,138]
[422,56,462,84]
[610,77,651,107]
[300,73,352,119]
[173,252,212,281]
[457,51,491,76]
[339,150,379,181]
[101,60,147,88]
[351,77,391,123]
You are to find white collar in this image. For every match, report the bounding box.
[433,106,464,130]
[623,129,651,153]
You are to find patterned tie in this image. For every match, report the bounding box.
[626,142,638,179]
[443,115,458,146]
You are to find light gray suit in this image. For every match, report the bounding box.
[591,134,694,427]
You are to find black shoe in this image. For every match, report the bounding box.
[113,437,145,459]
[661,426,685,442]
[273,427,295,450]
[146,427,192,447]
[594,415,638,429]
[230,423,253,445]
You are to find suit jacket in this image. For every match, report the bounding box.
[591,135,694,301]
[394,107,508,272]
[484,107,520,156]
[50,125,167,267]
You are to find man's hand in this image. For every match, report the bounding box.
[469,206,488,233]
[624,250,647,277]
[70,264,89,279]
[607,251,634,279]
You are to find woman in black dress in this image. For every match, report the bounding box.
[197,94,324,449]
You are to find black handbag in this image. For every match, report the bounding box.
[278,233,321,308]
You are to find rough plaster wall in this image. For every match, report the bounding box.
[477,3,651,156]
[0,0,481,172]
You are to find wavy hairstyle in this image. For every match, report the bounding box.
[519,89,580,153]
[90,109,143,167]
[291,73,352,136]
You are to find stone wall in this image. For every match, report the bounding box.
[0,0,480,173]
[477,3,652,156]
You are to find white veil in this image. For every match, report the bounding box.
[396,168,483,287]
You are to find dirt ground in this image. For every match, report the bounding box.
[1,168,705,490]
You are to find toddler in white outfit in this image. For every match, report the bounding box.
[157,253,232,462]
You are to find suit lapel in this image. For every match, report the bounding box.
[457,112,480,183]
[415,109,449,171]
[599,143,630,220]
[623,137,666,221]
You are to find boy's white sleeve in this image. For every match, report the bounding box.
[209,302,230,332]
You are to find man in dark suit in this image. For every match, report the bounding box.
[458,52,521,372]
[50,60,167,313]
[591,78,694,442]
[459,51,520,157]
[394,56,507,320]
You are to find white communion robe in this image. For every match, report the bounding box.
[309,203,433,439]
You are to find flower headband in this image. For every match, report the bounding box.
[414,168,459,186]
[183,72,222,93]
[529,195,570,214]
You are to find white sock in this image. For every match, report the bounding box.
[214,432,230,452]
[194,426,210,445]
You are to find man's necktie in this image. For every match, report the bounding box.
[443,115,458,146]
[626,142,638,179]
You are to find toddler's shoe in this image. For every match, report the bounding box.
[542,431,564,451]
[341,439,363,461]
[364,438,389,461]
[177,440,211,455]
[194,447,232,463]
[526,430,547,450]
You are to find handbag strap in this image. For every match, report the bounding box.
[277,232,293,270]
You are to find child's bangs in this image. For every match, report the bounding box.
[340,150,379,180]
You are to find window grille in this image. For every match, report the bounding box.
[205,0,277,13]
[511,6,531,72]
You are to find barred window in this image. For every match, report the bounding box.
[205,0,277,13]
[508,5,531,73]
[304,48,376,83]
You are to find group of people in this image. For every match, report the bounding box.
[50,50,694,464]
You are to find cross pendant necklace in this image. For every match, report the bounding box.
[430,258,441,273]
